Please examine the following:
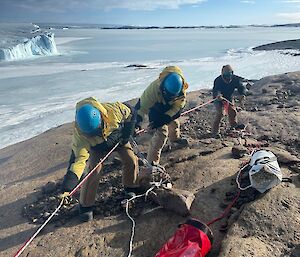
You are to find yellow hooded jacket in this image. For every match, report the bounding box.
[70,97,131,179]
[137,66,188,122]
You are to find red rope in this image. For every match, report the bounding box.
[206,165,245,227]
[136,98,217,135]
[206,190,240,226]
[69,143,119,196]
[181,98,216,116]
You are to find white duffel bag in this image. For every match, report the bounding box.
[237,150,282,193]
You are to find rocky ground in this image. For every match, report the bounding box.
[253,39,300,56]
[0,71,300,257]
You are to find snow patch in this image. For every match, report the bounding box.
[0,32,58,61]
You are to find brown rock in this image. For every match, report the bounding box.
[150,187,195,216]
[267,147,300,164]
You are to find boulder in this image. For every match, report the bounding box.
[266,147,300,165]
[150,187,195,216]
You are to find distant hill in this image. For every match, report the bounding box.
[35,22,300,30]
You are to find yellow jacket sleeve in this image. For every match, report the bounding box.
[69,128,91,179]
[137,80,161,118]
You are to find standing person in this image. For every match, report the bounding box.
[135,66,189,165]
[211,65,247,138]
[61,97,139,222]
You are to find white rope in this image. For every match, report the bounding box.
[14,199,64,257]
[125,181,164,257]
[236,164,252,191]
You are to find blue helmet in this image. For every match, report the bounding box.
[162,73,183,97]
[75,104,101,135]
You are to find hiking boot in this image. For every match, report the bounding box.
[79,205,93,222]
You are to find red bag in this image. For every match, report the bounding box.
[154,219,213,257]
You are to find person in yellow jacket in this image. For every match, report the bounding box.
[61,97,139,222]
[135,66,189,165]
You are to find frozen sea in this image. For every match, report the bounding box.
[0,26,300,149]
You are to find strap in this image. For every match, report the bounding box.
[254,156,277,165]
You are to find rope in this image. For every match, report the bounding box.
[181,98,217,116]
[130,137,171,181]
[14,199,64,257]
[124,184,162,257]
[236,164,252,191]
[206,164,249,226]
[13,143,120,257]
[136,98,217,135]
[69,143,120,196]
[15,97,218,256]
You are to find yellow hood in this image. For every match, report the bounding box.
[158,66,188,91]
[75,97,130,140]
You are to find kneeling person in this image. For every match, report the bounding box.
[135,66,189,165]
[61,97,139,222]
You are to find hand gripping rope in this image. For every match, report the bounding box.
[14,143,120,257]
[14,98,218,256]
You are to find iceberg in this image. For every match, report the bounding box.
[0,23,58,61]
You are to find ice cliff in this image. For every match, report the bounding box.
[0,23,58,61]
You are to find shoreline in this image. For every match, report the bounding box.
[253,39,300,53]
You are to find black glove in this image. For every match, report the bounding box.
[151,114,173,129]
[121,106,137,144]
[122,121,135,144]
[61,170,79,193]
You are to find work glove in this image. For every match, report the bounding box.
[216,94,223,101]
[122,120,135,145]
[60,171,79,204]
[58,191,72,204]
[150,114,173,129]
[134,114,143,136]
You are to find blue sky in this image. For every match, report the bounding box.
[1,0,300,25]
